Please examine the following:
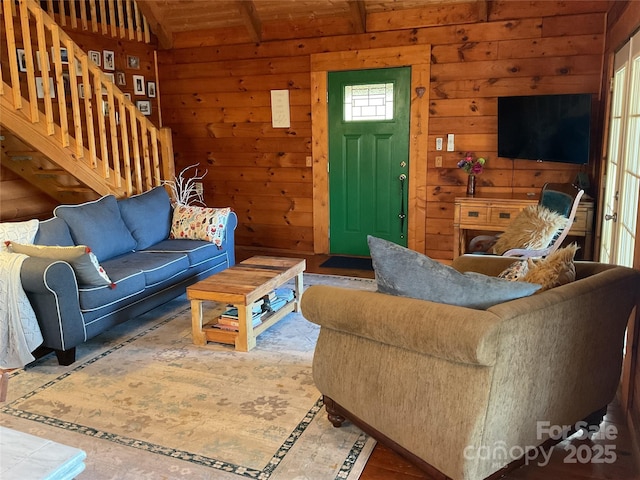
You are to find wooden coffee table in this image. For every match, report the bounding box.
[186,256,306,351]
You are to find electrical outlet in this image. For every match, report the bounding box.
[194,182,204,196]
[436,138,443,151]
[447,134,455,152]
[435,156,443,167]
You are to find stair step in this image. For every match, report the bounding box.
[34,169,69,177]
[6,150,39,161]
[57,186,93,193]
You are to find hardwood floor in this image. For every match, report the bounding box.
[236,248,639,480]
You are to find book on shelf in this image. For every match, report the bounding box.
[220,303,263,320]
[216,315,262,329]
[261,288,295,313]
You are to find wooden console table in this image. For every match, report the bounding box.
[453,194,594,259]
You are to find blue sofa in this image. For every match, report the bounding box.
[19,187,237,365]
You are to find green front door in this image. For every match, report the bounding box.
[328,67,411,255]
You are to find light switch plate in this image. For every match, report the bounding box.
[436,138,443,151]
[447,134,455,151]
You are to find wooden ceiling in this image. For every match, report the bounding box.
[136,0,485,49]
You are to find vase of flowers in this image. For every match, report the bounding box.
[457,152,486,196]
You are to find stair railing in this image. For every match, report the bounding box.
[39,0,152,44]
[1,0,174,197]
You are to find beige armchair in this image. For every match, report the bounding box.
[301,255,640,480]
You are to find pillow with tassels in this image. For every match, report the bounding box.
[6,241,113,287]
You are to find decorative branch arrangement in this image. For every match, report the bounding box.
[162,163,207,206]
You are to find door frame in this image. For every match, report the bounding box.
[310,45,430,254]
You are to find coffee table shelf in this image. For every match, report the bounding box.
[187,256,305,351]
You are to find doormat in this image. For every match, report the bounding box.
[320,256,374,271]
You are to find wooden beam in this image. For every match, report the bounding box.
[348,0,366,34]
[236,0,261,43]
[136,0,173,49]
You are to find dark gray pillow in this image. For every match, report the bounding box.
[118,186,172,250]
[54,195,137,262]
[368,236,541,309]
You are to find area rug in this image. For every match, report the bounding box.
[0,274,377,479]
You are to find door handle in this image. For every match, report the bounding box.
[398,174,407,237]
[604,213,618,222]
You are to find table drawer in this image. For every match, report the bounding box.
[569,209,588,232]
[460,205,488,224]
[488,206,524,227]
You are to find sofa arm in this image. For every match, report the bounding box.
[301,286,501,366]
[224,211,238,266]
[20,257,86,352]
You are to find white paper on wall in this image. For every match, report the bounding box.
[271,89,291,128]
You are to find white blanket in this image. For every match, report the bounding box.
[0,252,43,369]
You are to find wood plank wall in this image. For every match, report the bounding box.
[158,1,608,258]
[0,164,58,221]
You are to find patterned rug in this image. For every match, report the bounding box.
[0,274,377,479]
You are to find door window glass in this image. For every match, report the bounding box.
[344,83,394,121]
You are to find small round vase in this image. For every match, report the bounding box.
[467,175,476,196]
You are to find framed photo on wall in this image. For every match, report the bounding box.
[127,55,140,69]
[36,77,55,99]
[16,48,27,72]
[52,46,69,64]
[88,50,101,66]
[136,100,151,116]
[147,81,156,98]
[133,75,145,95]
[116,71,126,86]
[103,50,115,71]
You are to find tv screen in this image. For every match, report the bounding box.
[497,94,592,164]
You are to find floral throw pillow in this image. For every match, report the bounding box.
[498,260,530,281]
[170,205,231,247]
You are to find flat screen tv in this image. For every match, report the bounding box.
[497,93,592,164]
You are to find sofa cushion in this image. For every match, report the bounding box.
[492,205,568,255]
[78,265,145,312]
[0,219,39,252]
[102,251,189,287]
[54,195,137,262]
[170,205,231,247]
[368,236,541,309]
[34,217,75,246]
[521,243,579,291]
[118,187,172,250]
[142,239,222,267]
[7,242,112,286]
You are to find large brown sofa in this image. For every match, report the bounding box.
[301,254,640,480]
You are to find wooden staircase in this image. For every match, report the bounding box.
[0,0,174,205]
[1,128,98,204]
